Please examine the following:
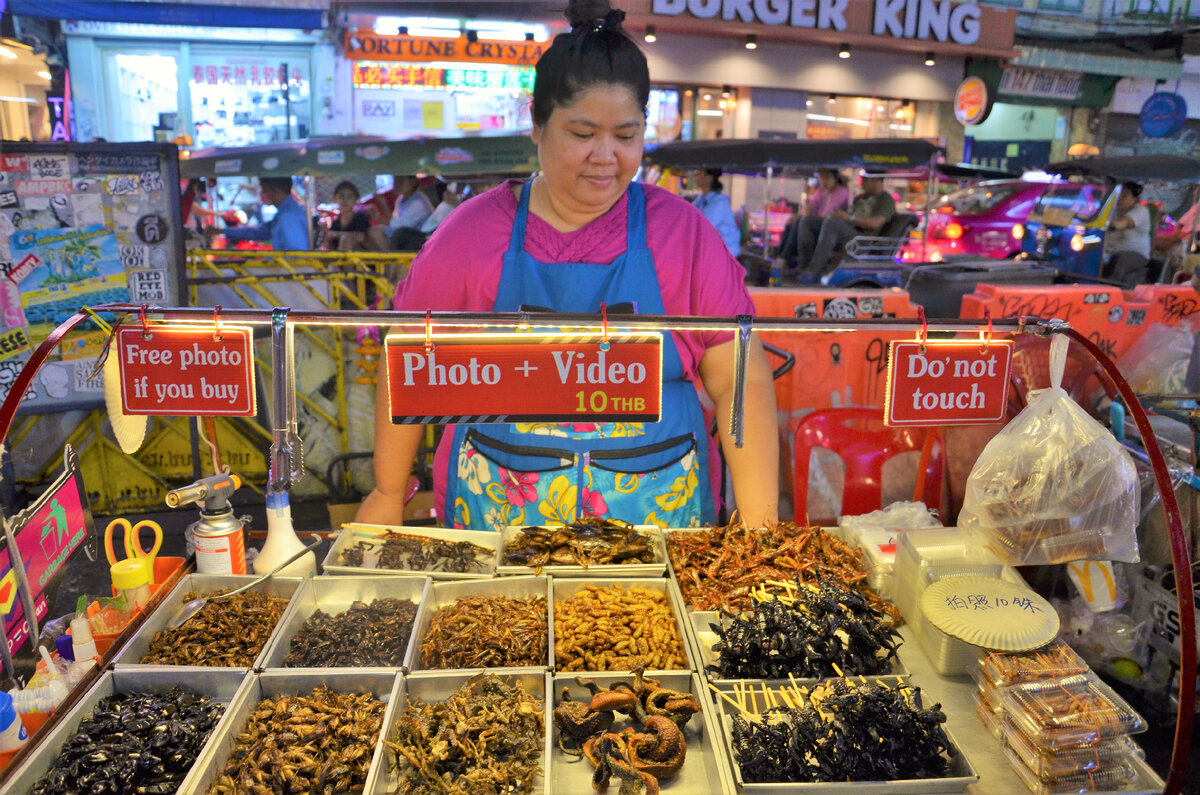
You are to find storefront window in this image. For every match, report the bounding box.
[104,51,180,143]
[805,96,915,139]
[0,40,54,141]
[189,53,311,147]
[647,88,681,143]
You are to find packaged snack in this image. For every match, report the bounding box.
[969,661,1004,712]
[1002,717,1141,780]
[1004,745,1136,794]
[975,692,1003,739]
[1001,673,1146,748]
[981,640,1090,687]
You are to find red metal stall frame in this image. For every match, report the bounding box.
[0,306,1192,794]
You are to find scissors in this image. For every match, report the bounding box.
[105,518,163,567]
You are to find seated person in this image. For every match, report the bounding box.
[321,181,373,251]
[420,181,464,235]
[385,175,435,251]
[775,169,849,270]
[690,168,740,255]
[1103,182,1151,288]
[216,176,309,250]
[798,174,895,282]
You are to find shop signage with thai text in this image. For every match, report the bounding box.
[652,0,983,45]
[998,67,1082,101]
[117,325,257,416]
[385,332,663,423]
[352,62,535,92]
[885,339,1012,426]
[345,32,547,66]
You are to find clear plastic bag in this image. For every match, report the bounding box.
[1116,321,1197,395]
[959,335,1140,565]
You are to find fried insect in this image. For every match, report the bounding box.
[29,688,224,795]
[140,590,288,667]
[555,585,686,672]
[386,674,544,795]
[206,686,384,795]
[504,517,656,572]
[666,520,900,624]
[341,530,491,573]
[421,594,548,669]
[283,597,418,668]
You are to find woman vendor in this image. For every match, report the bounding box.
[356,0,779,530]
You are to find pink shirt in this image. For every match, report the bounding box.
[809,184,850,217]
[394,179,756,381]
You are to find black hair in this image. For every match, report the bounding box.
[260,176,293,195]
[1121,181,1143,199]
[333,180,360,200]
[818,168,847,187]
[531,0,650,127]
[705,168,724,192]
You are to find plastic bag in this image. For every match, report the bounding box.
[959,335,1140,565]
[838,500,942,535]
[1117,321,1197,395]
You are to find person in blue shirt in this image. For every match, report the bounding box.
[220,176,310,250]
[691,168,740,256]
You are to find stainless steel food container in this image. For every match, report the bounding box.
[409,575,553,672]
[258,575,430,670]
[368,668,551,795]
[3,667,249,795]
[709,682,981,794]
[181,669,402,795]
[551,576,695,673]
[688,610,909,688]
[112,574,303,670]
[551,671,736,795]
[496,524,668,577]
[322,523,501,579]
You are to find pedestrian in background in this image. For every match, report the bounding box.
[691,167,740,255]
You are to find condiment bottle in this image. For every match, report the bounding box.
[253,490,315,578]
[110,558,152,615]
[70,616,98,662]
[0,690,29,771]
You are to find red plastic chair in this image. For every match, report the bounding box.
[1007,335,1115,419]
[792,407,945,525]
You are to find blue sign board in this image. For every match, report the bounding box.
[1139,92,1187,138]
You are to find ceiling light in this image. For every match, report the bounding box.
[719,99,727,109]
[398,26,409,35]
[924,51,935,66]
[37,70,51,80]
[525,32,535,41]
[805,99,812,106]
[877,104,884,112]
[721,85,732,98]
[644,25,656,43]
[0,46,16,60]
[745,34,757,50]
[466,30,478,43]
[828,93,837,104]
[838,43,850,59]
[703,93,712,101]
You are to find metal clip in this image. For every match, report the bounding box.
[730,314,753,448]
[269,308,302,491]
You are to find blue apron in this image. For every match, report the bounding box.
[442,181,713,530]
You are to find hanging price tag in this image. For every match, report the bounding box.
[117,325,257,416]
[386,331,662,424]
[885,339,1013,426]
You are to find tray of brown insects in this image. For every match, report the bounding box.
[3,667,249,795]
[552,577,694,674]
[550,670,737,795]
[497,521,667,577]
[182,669,401,795]
[410,576,553,672]
[322,523,501,579]
[112,574,302,671]
[258,575,430,670]
[367,669,551,795]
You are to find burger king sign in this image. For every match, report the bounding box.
[954,76,992,126]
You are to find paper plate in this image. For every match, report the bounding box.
[921,575,1058,652]
[103,353,148,454]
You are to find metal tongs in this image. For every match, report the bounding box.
[166,534,321,628]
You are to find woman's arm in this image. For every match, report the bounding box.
[698,334,780,526]
[355,366,426,524]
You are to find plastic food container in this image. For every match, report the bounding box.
[974,692,1003,740]
[1003,745,1136,795]
[1002,717,1142,780]
[968,662,1003,712]
[1001,673,1147,749]
[980,640,1089,687]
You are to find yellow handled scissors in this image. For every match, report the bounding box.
[105,518,163,567]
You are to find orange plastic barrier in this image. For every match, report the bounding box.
[1130,283,1200,327]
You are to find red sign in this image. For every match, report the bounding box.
[386,332,662,423]
[118,325,257,416]
[8,254,40,285]
[885,339,1012,426]
[0,155,27,172]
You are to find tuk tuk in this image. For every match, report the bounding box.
[1016,155,1200,282]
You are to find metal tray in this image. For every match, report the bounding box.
[3,667,250,795]
[709,683,980,794]
[496,524,668,577]
[368,668,552,795]
[111,573,303,670]
[410,575,553,672]
[258,575,430,670]
[551,576,695,673]
[551,671,737,795]
[688,610,909,688]
[322,523,501,579]
[181,669,402,795]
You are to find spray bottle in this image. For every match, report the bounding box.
[253,489,315,578]
[165,474,248,575]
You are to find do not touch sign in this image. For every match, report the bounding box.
[885,339,1012,426]
[117,325,257,416]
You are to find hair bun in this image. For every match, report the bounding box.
[565,0,622,31]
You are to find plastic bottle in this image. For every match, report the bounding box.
[70,616,98,662]
[253,490,315,578]
[110,559,152,615]
[0,690,29,770]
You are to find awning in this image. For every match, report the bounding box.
[8,0,327,29]
[1014,45,1183,82]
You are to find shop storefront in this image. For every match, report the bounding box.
[60,20,330,145]
[0,37,56,141]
